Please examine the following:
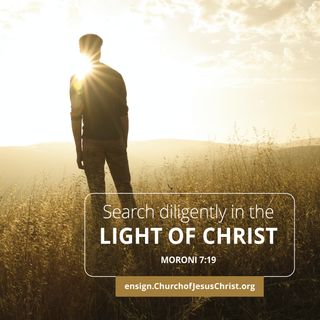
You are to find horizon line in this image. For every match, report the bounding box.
[0,137,319,148]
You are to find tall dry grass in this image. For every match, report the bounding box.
[0,142,320,319]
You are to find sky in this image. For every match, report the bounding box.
[0,0,319,146]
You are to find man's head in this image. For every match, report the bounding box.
[79,34,103,61]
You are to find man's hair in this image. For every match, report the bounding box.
[79,34,103,55]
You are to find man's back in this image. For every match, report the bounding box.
[70,63,128,140]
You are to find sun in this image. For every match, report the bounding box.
[75,54,92,80]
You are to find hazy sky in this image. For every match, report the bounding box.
[0,0,319,145]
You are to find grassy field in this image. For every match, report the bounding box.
[0,142,320,319]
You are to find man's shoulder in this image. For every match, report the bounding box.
[69,74,80,92]
[98,63,123,79]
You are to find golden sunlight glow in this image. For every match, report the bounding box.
[75,54,92,80]
[0,1,318,146]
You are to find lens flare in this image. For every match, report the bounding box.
[75,54,92,80]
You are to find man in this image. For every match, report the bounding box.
[70,34,136,216]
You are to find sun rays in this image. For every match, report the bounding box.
[75,54,93,81]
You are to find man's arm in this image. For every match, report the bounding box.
[70,76,84,169]
[121,114,129,148]
[71,118,84,169]
[119,75,129,148]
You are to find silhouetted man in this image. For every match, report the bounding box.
[70,34,136,215]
